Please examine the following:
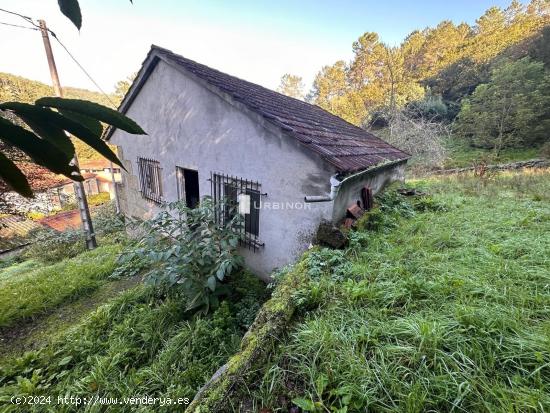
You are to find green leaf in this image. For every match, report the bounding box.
[59,109,103,137]
[36,97,146,135]
[0,103,75,159]
[1,102,122,169]
[0,117,80,180]
[292,398,316,411]
[0,152,32,197]
[57,355,73,366]
[207,276,217,292]
[315,374,328,397]
[57,0,82,30]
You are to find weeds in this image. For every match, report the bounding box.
[0,244,121,328]
[0,272,267,412]
[247,169,550,412]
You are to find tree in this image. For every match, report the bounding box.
[277,74,304,100]
[114,73,137,105]
[455,57,550,155]
[383,107,449,169]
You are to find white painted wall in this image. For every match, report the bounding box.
[111,60,335,280]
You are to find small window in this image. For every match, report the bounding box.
[211,172,263,251]
[137,157,162,203]
[176,167,200,208]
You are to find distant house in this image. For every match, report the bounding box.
[51,171,118,203]
[0,161,120,215]
[106,45,409,279]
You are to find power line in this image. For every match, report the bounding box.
[0,20,38,31]
[48,31,117,108]
[0,7,33,22]
[0,7,117,109]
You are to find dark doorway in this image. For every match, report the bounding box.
[176,167,200,208]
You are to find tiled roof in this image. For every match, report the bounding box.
[53,173,97,187]
[0,215,42,252]
[79,159,110,170]
[38,210,82,232]
[109,45,409,173]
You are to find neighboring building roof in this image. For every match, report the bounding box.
[38,210,82,232]
[53,173,97,188]
[106,45,409,173]
[0,215,42,252]
[80,159,116,171]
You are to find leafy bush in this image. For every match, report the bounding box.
[87,192,111,206]
[25,211,45,221]
[24,227,85,264]
[92,201,126,240]
[406,94,448,121]
[118,198,244,313]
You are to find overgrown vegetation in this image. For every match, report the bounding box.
[118,198,244,313]
[0,244,121,328]
[286,1,550,170]
[0,269,268,412]
[22,201,126,264]
[192,168,550,412]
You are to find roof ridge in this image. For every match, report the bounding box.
[112,45,409,173]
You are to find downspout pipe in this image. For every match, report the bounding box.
[304,159,407,203]
[304,175,341,203]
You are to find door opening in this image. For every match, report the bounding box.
[176,167,200,208]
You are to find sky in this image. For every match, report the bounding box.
[0,0,519,95]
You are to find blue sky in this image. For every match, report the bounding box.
[0,0,518,94]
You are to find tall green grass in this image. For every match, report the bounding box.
[0,244,121,328]
[0,272,267,412]
[250,169,550,412]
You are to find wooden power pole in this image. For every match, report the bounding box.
[38,19,97,249]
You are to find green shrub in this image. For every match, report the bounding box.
[119,198,244,314]
[92,201,126,240]
[87,192,110,206]
[24,227,85,264]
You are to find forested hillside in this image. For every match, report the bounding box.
[0,72,119,161]
[297,0,550,167]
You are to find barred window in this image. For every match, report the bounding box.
[137,157,162,203]
[210,172,263,251]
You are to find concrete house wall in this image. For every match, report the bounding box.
[110,60,335,280]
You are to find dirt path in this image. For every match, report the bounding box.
[0,275,142,361]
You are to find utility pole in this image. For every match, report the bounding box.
[39,19,97,249]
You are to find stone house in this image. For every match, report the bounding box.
[106,45,409,280]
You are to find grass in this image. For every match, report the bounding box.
[0,271,268,412]
[242,168,550,412]
[0,244,121,328]
[443,140,540,169]
[0,274,142,363]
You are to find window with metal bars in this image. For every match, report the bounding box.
[137,157,162,204]
[210,172,264,252]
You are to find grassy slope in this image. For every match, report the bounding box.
[0,244,121,328]
[0,274,142,362]
[443,140,540,169]
[0,273,267,413]
[241,169,550,412]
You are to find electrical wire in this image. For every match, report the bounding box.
[0,7,34,23]
[0,6,117,109]
[48,31,118,108]
[0,20,38,31]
